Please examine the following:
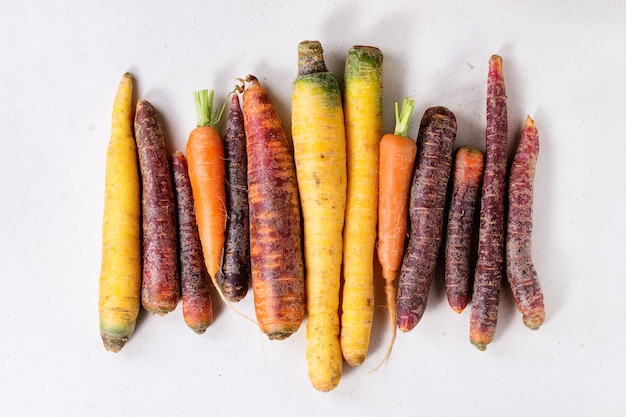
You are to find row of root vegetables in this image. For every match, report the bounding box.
[98,40,545,392]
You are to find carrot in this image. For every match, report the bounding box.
[221,88,250,302]
[291,40,346,391]
[375,96,417,365]
[99,73,141,352]
[445,145,484,313]
[172,151,214,334]
[506,116,545,330]
[396,106,456,332]
[243,75,305,340]
[186,89,227,291]
[135,100,179,315]
[340,45,384,366]
[470,54,508,350]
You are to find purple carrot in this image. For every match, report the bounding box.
[220,90,251,302]
[470,54,507,350]
[172,151,214,333]
[396,106,456,332]
[135,100,179,315]
[445,145,484,313]
[506,116,545,330]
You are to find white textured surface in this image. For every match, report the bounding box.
[1,1,625,416]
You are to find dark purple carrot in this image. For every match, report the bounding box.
[445,145,484,313]
[135,100,179,315]
[172,151,214,333]
[221,88,250,302]
[506,115,545,330]
[396,106,456,332]
[470,54,507,350]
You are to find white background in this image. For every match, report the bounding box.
[1,1,625,416]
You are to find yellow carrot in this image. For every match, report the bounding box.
[98,73,141,352]
[292,40,346,391]
[340,45,384,366]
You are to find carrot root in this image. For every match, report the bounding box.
[470,54,508,350]
[244,75,305,340]
[373,96,417,370]
[341,45,384,367]
[135,100,179,316]
[445,145,484,313]
[222,90,250,302]
[506,115,545,330]
[396,106,456,332]
[172,151,214,334]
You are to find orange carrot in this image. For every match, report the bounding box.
[243,75,305,340]
[186,89,227,288]
[375,96,417,367]
[445,145,484,313]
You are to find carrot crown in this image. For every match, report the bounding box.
[193,89,226,127]
[297,40,328,76]
[394,96,415,137]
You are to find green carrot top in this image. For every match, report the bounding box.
[394,96,415,137]
[193,89,227,128]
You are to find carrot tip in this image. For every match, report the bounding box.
[268,330,296,341]
[345,355,366,367]
[448,294,468,314]
[190,326,209,335]
[397,316,417,333]
[523,316,544,331]
[471,341,488,351]
[101,334,128,353]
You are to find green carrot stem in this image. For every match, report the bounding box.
[193,89,228,127]
[394,96,415,137]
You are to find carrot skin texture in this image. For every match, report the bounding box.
[222,92,250,302]
[506,116,545,330]
[445,145,484,313]
[99,73,141,352]
[292,40,346,391]
[172,151,214,333]
[470,55,508,350]
[396,107,456,332]
[341,45,384,366]
[243,76,305,340]
[135,100,179,315]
